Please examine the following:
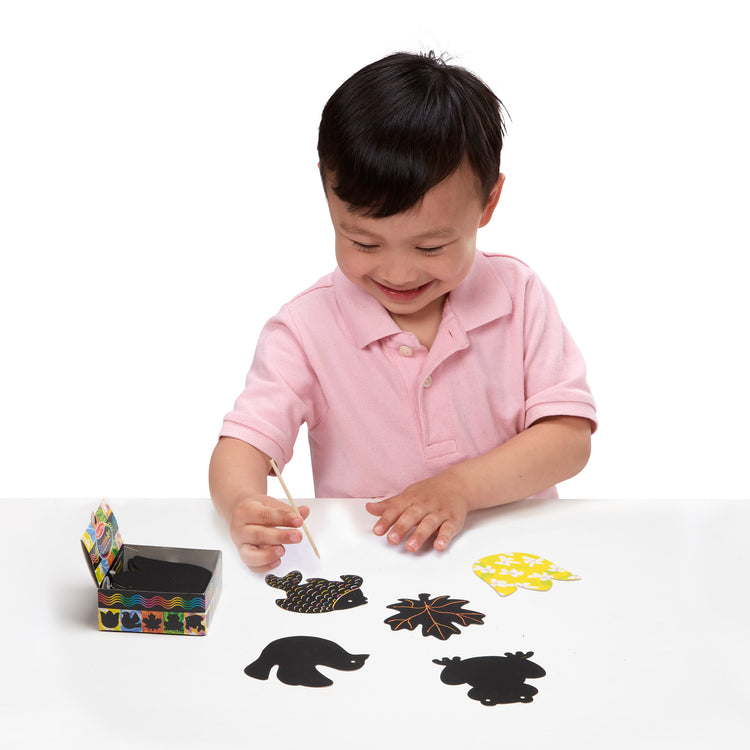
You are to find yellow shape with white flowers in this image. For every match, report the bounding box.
[473,552,580,597]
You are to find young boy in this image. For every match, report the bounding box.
[209,52,597,573]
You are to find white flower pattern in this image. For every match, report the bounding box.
[473,552,580,597]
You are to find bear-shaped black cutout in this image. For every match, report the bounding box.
[244,636,369,687]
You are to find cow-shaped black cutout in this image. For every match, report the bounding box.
[433,651,546,705]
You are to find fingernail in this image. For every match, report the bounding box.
[406,540,418,552]
[388,532,399,544]
[373,524,384,535]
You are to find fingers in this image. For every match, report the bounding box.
[413,516,461,552]
[370,492,467,553]
[238,543,286,574]
[232,497,305,532]
[230,496,311,573]
[233,522,304,549]
[365,499,387,517]
[376,502,427,545]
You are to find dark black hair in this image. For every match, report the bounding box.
[317,51,507,218]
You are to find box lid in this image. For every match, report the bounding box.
[81,501,124,585]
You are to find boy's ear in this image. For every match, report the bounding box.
[479,173,505,228]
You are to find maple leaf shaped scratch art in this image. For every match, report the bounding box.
[384,593,485,640]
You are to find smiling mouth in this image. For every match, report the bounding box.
[373,280,433,302]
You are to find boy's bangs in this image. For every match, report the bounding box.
[324,120,467,218]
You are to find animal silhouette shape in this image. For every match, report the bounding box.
[121,611,141,630]
[433,652,546,705]
[163,613,183,631]
[185,614,205,633]
[245,636,369,687]
[111,555,212,592]
[265,570,367,613]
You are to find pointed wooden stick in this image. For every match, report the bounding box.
[269,458,320,558]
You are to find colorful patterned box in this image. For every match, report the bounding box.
[81,501,222,636]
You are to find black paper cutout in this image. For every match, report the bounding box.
[185,614,205,633]
[433,652,546,705]
[163,613,182,631]
[244,636,369,687]
[265,570,367,613]
[100,610,119,629]
[384,593,485,640]
[142,613,163,631]
[111,556,212,592]
[121,611,141,630]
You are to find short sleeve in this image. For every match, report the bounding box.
[219,308,328,470]
[521,273,597,432]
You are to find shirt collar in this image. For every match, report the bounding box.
[445,250,513,331]
[333,268,401,349]
[333,250,513,349]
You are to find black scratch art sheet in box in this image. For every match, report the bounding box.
[81,501,222,635]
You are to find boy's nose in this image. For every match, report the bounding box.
[379,274,422,290]
[378,254,420,288]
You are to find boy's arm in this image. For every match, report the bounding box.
[366,415,592,552]
[209,437,309,573]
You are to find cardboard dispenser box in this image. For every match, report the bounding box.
[81,501,222,635]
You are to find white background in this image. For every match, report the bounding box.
[2,0,748,501]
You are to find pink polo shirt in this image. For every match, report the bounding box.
[221,251,597,499]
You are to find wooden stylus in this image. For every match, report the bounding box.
[269,458,320,558]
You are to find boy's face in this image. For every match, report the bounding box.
[327,161,504,332]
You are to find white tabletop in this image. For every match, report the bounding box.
[2,496,748,748]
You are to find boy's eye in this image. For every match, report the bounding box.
[350,240,445,254]
[352,241,378,252]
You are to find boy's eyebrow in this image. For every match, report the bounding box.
[338,220,456,241]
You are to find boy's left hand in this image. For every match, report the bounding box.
[365,471,468,552]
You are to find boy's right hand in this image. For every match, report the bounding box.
[229,495,310,574]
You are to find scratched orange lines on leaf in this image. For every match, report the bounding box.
[384,593,485,640]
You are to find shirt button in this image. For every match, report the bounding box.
[398,345,413,357]
[423,376,433,388]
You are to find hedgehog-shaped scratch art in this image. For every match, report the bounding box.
[265,570,367,613]
[473,552,580,597]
